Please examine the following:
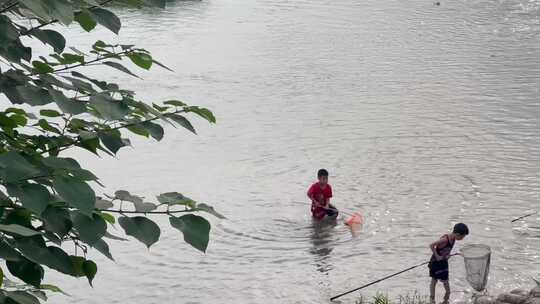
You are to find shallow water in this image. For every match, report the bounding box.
[40,0,540,303]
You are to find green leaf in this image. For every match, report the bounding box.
[74,9,97,32]
[103,61,139,78]
[6,291,40,304]
[45,0,74,25]
[118,216,160,248]
[32,61,54,74]
[41,207,72,237]
[53,176,95,216]
[92,239,114,261]
[157,192,196,208]
[6,258,44,287]
[28,290,47,302]
[126,124,149,137]
[152,58,173,71]
[89,8,121,34]
[8,114,28,126]
[94,198,114,210]
[99,131,127,154]
[0,15,19,41]
[142,121,164,141]
[169,214,211,253]
[187,106,216,123]
[128,52,153,70]
[196,203,225,219]
[0,224,40,237]
[0,151,39,183]
[99,212,115,224]
[4,209,32,227]
[0,266,3,288]
[43,231,62,245]
[0,239,22,261]
[82,260,97,286]
[72,212,106,245]
[40,284,69,296]
[42,156,80,170]
[39,109,62,117]
[168,114,196,134]
[18,1,51,21]
[31,29,66,53]
[19,183,51,215]
[163,100,186,107]
[103,231,127,241]
[55,53,85,64]
[62,76,94,92]
[90,95,129,120]
[16,237,75,275]
[133,202,157,212]
[48,88,86,115]
[144,0,166,8]
[69,256,85,276]
[15,85,52,106]
[37,118,61,134]
[77,136,101,155]
[114,190,142,203]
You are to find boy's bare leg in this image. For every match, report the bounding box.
[442,280,450,304]
[430,279,437,304]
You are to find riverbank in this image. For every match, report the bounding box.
[355,282,540,304]
[473,281,540,304]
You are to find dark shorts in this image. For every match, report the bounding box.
[429,259,449,281]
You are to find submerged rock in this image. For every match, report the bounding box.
[497,293,527,304]
[511,289,530,297]
[530,286,540,298]
[476,295,496,304]
[525,299,540,304]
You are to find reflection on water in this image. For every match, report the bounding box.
[310,219,338,274]
[46,0,540,303]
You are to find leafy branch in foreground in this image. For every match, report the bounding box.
[0,0,221,303]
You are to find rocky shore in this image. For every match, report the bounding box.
[474,281,540,304]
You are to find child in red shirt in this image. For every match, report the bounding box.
[307,169,338,219]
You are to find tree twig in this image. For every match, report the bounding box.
[30,50,133,76]
[0,1,18,14]
[47,108,187,155]
[100,209,192,215]
[20,0,116,35]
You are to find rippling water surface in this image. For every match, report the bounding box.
[47,0,540,303]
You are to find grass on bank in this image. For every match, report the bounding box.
[356,291,430,304]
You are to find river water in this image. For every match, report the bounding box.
[45,0,540,303]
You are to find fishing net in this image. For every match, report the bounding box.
[461,244,491,292]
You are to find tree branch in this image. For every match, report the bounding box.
[0,1,18,14]
[41,108,188,155]
[100,209,192,215]
[30,50,133,76]
[20,0,116,35]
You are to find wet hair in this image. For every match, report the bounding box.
[453,223,469,235]
[317,169,329,177]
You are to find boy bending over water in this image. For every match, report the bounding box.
[307,169,338,219]
[429,223,469,304]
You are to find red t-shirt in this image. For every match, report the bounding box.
[308,183,332,219]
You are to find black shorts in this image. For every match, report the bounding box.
[429,259,449,281]
[325,204,338,217]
